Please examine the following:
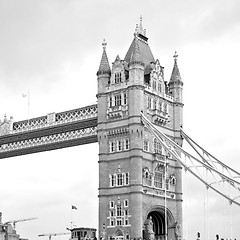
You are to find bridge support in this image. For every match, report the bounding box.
[97,19,183,240]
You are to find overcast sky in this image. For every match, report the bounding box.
[1,0,240,240]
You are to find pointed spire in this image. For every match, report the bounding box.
[97,39,111,76]
[170,51,182,83]
[135,16,146,37]
[129,34,144,66]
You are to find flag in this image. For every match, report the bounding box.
[72,205,77,210]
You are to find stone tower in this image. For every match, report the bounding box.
[97,19,183,240]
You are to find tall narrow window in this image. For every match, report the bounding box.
[154,138,162,154]
[117,205,122,216]
[164,103,168,113]
[124,139,129,150]
[143,140,149,151]
[147,97,151,109]
[110,141,115,153]
[125,173,129,185]
[110,174,116,187]
[124,93,127,105]
[110,201,114,208]
[153,81,156,90]
[115,94,121,106]
[159,101,162,112]
[158,83,162,92]
[115,72,122,83]
[117,173,123,186]
[154,172,163,189]
[153,99,157,110]
[109,96,112,107]
[117,140,122,151]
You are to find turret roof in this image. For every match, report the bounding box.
[97,39,111,76]
[125,34,155,67]
[129,34,144,65]
[170,51,182,83]
[124,17,155,67]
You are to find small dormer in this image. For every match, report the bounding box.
[110,55,128,84]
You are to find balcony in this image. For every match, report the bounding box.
[107,105,128,119]
[147,109,169,126]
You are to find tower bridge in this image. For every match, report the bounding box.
[0,19,239,240]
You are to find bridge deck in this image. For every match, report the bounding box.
[0,104,98,159]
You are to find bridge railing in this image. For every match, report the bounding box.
[8,104,98,134]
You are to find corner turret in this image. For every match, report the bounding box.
[169,51,183,103]
[97,39,111,93]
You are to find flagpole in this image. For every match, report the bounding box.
[71,206,73,230]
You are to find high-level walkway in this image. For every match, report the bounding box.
[0,104,97,159]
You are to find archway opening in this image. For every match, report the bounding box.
[144,208,175,240]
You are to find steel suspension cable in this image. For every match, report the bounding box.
[141,113,240,207]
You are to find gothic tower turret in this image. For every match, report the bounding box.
[97,18,184,240]
[168,51,184,138]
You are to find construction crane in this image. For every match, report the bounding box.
[4,217,37,229]
[38,232,70,240]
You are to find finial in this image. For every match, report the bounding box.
[173,51,178,61]
[135,16,146,36]
[102,39,107,50]
[135,24,139,34]
[139,15,143,34]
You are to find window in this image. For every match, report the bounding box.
[124,139,129,150]
[110,139,129,153]
[109,96,112,107]
[158,83,162,92]
[117,140,122,151]
[124,93,127,105]
[115,72,122,83]
[164,102,168,113]
[116,219,122,226]
[153,99,157,110]
[143,140,149,151]
[153,81,156,90]
[125,219,129,225]
[159,101,162,112]
[115,94,121,106]
[110,210,114,217]
[110,219,115,226]
[117,173,123,186]
[147,97,151,109]
[110,201,114,208]
[117,205,122,216]
[109,141,115,153]
[125,173,129,185]
[109,172,129,187]
[154,138,162,154]
[154,172,163,189]
[124,200,128,208]
[143,168,152,186]
[110,174,116,187]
